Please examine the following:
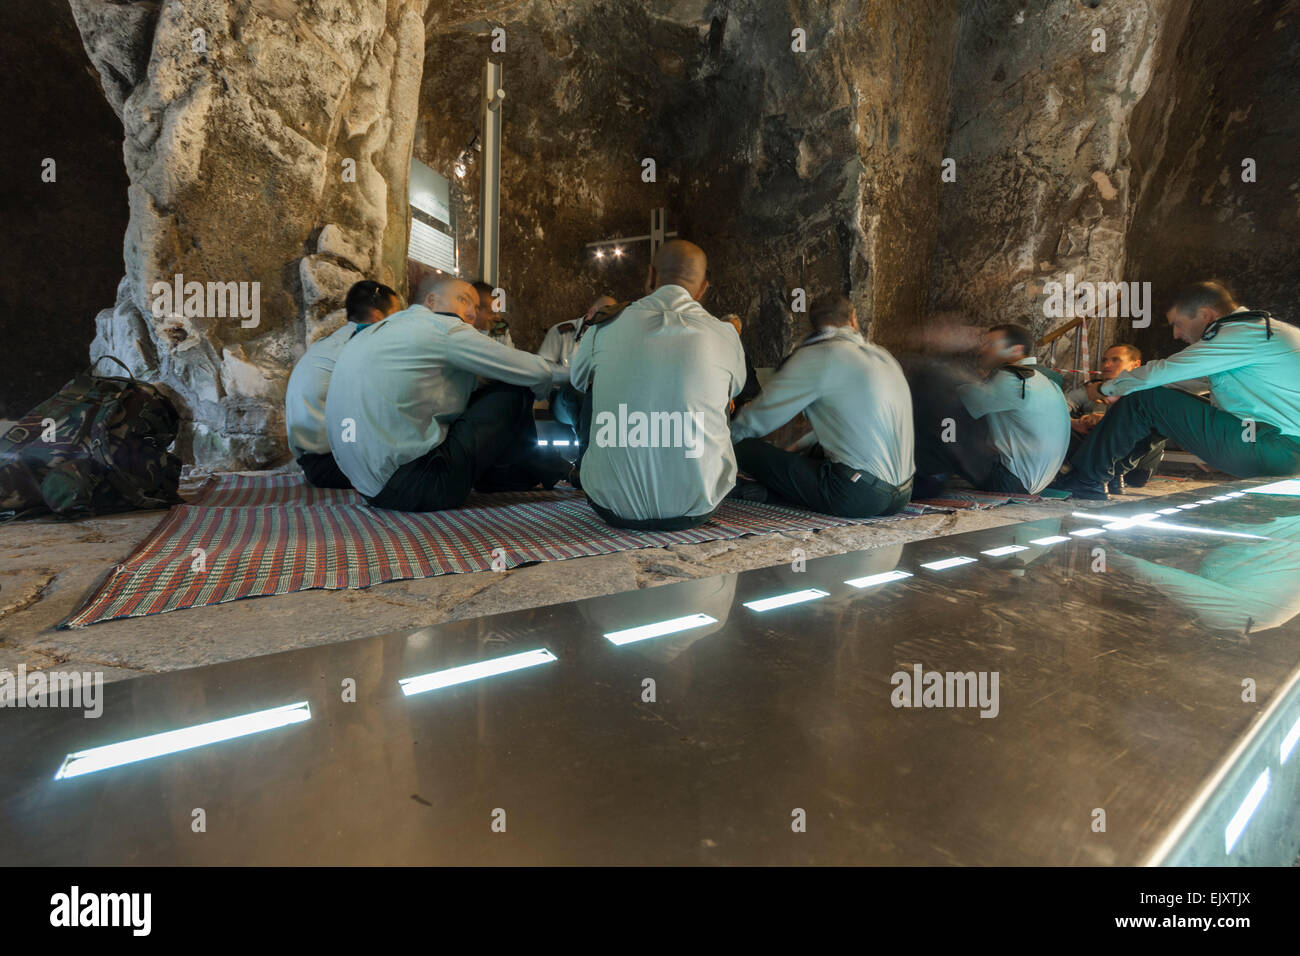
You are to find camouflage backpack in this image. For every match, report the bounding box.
[0,356,183,520]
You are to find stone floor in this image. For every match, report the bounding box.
[0,472,1223,684]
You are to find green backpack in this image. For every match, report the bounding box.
[0,356,184,520]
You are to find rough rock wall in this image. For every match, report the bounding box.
[1124,0,1300,360]
[417,2,688,352]
[675,0,962,360]
[72,0,428,469]
[930,0,1173,350]
[0,0,128,419]
[418,0,961,362]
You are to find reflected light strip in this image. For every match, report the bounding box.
[1076,511,1268,540]
[1178,504,1199,509]
[1070,528,1105,537]
[920,556,977,571]
[981,545,1029,557]
[1212,495,1232,501]
[744,588,828,612]
[1224,769,1270,854]
[1133,521,1266,540]
[552,439,571,446]
[54,701,312,781]
[1196,499,1216,505]
[536,439,548,446]
[1247,478,1300,496]
[1157,508,1181,515]
[605,613,717,646]
[399,648,557,697]
[845,569,913,589]
[1282,713,1300,765]
[1030,536,1069,545]
[1227,491,1247,497]
[1246,478,1300,496]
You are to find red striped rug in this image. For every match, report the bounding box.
[62,474,1037,628]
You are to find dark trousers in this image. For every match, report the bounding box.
[1067,430,1165,476]
[366,383,539,512]
[572,384,716,531]
[734,438,912,517]
[904,359,1029,495]
[1072,387,1300,484]
[297,452,352,489]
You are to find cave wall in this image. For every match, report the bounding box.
[38,0,1300,468]
[71,0,429,469]
[418,0,962,363]
[0,0,128,420]
[1124,0,1300,361]
[930,0,1174,347]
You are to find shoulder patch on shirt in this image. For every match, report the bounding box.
[577,301,630,338]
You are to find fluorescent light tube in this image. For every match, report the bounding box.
[399,648,557,697]
[743,588,829,612]
[981,545,1029,557]
[1282,713,1300,765]
[604,613,718,646]
[1224,769,1270,854]
[845,570,913,589]
[1029,536,1069,545]
[920,556,976,571]
[55,701,312,780]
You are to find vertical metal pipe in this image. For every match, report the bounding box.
[1072,323,1084,390]
[478,59,504,286]
[1095,314,1107,375]
[649,207,666,263]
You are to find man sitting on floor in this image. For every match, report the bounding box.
[1054,281,1300,500]
[541,293,617,433]
[285,280,402,488]
[325,275,567,512]
[1065,343,1166,494]
[910,323,1070,497]
[569,239,746,531]
[472,279,514,348]
[728,294,914,517]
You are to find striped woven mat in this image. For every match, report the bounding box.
[62,474,1038,628]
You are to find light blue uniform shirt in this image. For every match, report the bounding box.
[325,305,565,497]
[284,322,364,458]
[570,285,746,521]
[957,357,1071,494]
[1101,313,1300,437]
[537,317,583,369]
[730,327,915,488]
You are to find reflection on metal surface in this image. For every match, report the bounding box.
[1225,769,1270,853]
[1282,714,1300,764]
[53,701,311,780]
[8,480,1300,865]
[845,569,913,588]
[743,588,829,612]
[920,556,977,571]
[1249,478,1300,496]
[398,648,558,697]
[603,613,718,646]
[1069,528,1105,537]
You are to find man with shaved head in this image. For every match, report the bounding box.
[325,273,568,511]
[569,239,747,530]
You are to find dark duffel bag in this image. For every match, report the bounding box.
[0,355,184,520]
